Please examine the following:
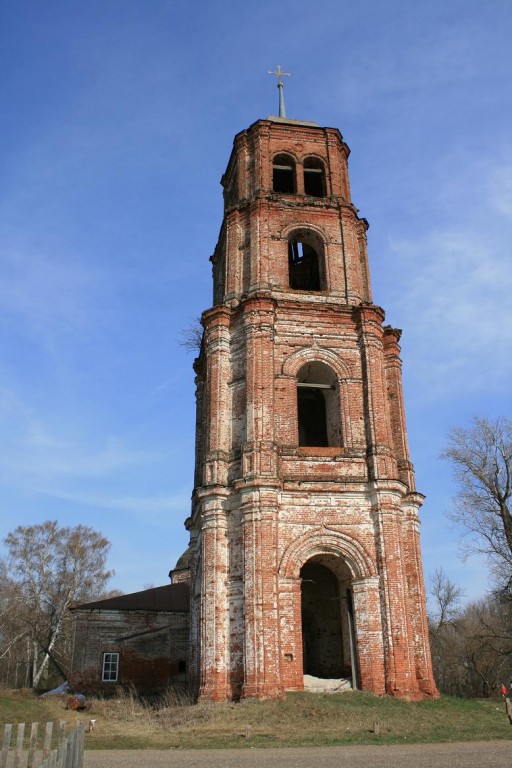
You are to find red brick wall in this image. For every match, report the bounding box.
[189,118,438,702]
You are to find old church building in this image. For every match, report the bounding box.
[69,95,438,701]
[188,104,438,701]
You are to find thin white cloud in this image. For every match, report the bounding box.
[389,227,512,394]
[0,412,167,484]
[380,148,512,398]
[488,162,512,220]
[0,246,100,340]
[34,486,190,517]
[0,383,34,425]
[331,28,474,114]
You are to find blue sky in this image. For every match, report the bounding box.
[1,0,511,601]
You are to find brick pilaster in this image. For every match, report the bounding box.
[356,305,398,480]
[241,489,282,698]
[197,496,230,701]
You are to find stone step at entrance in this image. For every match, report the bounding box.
[303,675,353,693]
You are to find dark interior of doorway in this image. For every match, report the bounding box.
[300,562,344,678]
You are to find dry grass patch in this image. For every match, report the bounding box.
[1,688,511,749]
[0,689,70,725]
[82,690,512,749]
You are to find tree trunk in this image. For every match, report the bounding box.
[32,651,51,688]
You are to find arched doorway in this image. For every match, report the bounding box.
[300,555,358,684]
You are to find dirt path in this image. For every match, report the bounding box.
[84,741,511,768]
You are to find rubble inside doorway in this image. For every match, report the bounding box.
[303,675,353,693]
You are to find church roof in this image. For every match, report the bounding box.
[70,582,189,613]
[172,544,192,572]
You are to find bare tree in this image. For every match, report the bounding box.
[461,598,511,697]
[0,563,26,661]
[442,416,512,592]
[2,520,113,688]
[179,316,203,352]
[429,568,464,640]
[428,569,464,695]
[428,572,512,697]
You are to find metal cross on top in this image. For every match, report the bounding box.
[268,65,291,118]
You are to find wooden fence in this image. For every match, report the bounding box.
[1,721,84,768]
[506,697,512,724]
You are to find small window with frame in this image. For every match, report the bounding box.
[102,652,119,682]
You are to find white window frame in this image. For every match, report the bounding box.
[102,652,119,682]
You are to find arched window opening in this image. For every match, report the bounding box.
[297,362,341,447]
[288,240,321,291]
[287,229,325,292]
[303,157,326,197]
[273,153,296,194]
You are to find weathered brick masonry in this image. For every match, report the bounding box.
[189,116,438,701]
[70,584,189,693]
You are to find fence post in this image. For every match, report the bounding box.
[71,722,84,768]
[55,738,65,768]
[43,722,53,758]
[1,724,12,768]
[14,723,25,768]
[78,722,85,768]
[27,722,39,768]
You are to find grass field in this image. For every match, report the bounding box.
[1,688,511,750]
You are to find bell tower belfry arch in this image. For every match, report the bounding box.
[188,112,438,702]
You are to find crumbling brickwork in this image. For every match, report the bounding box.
[189,117,438,701]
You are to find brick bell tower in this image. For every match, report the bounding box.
[188,99,438,701]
